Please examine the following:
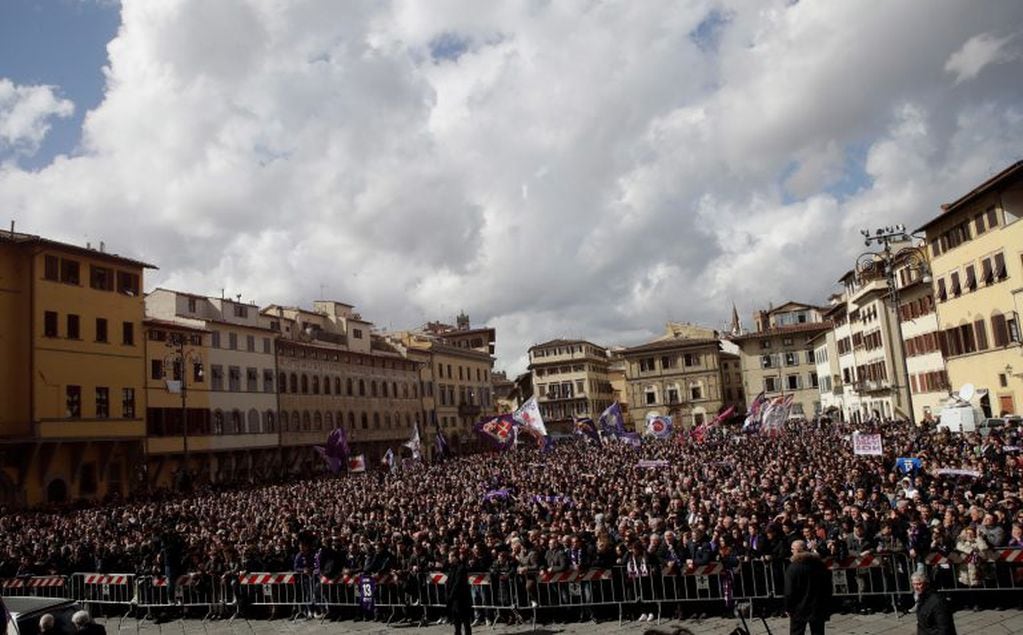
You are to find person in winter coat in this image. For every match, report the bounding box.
[912,572,957,634]
[784,540,832,635]
[954,527,989,588]
[445,551,473,635]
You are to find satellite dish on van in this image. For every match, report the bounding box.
[958,383,975,402]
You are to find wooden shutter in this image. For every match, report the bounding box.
[992,313,1008,347]
[994,252,1007,279]
[974,319,988,350]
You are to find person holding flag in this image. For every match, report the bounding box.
[435,427,451,459]
[598,402,626,437]
[403,423,422,460]
[314,426,349,474]
[513,397,548,448]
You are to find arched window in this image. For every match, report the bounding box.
[314,411,323,431]
[312,376,320,394]
[382,382,388,398]
[302,411,311,431]
[371,381,378,397]
[384,414,391,429]
[373,412,381,429]
[392,382,398,398]
[323,377,331,395]
[403,383,409,399]
[347,378,353,396]
[292,411,300,432]
[212,410,224,434]
[290,373,298,393]
[301,374,309,394]
[247,408,260,433]
[334,378,341,394]
[324,412,333,429]
[279,410,289,432]
[406,413,412,428]
[359,380,365,397]
[279,372,287,393]
[348,412,355,427]
[361,413,368,429]
[265,410,276,433]
[231,410,242,434]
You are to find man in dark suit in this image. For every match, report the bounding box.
[445,551,473,635]
[912,572,957,634]
[784,540,832,635]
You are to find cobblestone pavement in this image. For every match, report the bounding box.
[94,609,1023,634]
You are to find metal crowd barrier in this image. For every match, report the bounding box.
[233,572,304,618]
[0,575,68,598]
[69,573,136,612]
[924,547,1023,596]
[5,551,1020,624]
[824,553,909,614]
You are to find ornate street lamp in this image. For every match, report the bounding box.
[165,333,204,491]
[855,225,932,422]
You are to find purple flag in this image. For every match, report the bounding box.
[573,416,601,444]
[314,426,349,474]
[474,414,517,451]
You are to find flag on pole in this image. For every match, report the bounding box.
[708,405,736,428]
[598,402,626,436]
[573,416,601,444]
[645,413,673,439]
[383,447,396,473]
[474,414,517,451]
[435,429,450,459]
[314,426,349,474]
[347,454,366,473]
[513,397,548,445]
[403,423,422,460]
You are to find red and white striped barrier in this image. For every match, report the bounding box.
[683,563,724,576]
[27,576,64,588]
[320,573,395,586]
[825,555,882,570]
[537,568,613,583]
[83,574,129,585]
[238,573,295,585]
[997,549,1023,563]
[1,579,25,589]
[151,574,200,588]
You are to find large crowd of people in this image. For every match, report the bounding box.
[1,418,1021,621]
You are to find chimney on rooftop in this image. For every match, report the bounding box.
[99,241,105,253]
[9,220,14,237]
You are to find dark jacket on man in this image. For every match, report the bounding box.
[445,562,473,619]
[784,551,832,624]
[916,589,957,635]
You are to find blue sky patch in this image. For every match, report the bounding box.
[428,32,472,63]
[0,0,120,169]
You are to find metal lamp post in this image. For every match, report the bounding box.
[166,333,203,491]
[855,225,932,423]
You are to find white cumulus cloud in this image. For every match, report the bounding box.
[0,79,74,157]
[1,0,1023,375]
[945,31,1019,84]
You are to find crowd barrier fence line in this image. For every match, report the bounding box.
[1,549,1020,624]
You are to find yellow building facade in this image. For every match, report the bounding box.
[729,302,830,419]
[528,339,614,433]
[919,161,1023,417]
[621,331,730,430]
[0,231,152,506]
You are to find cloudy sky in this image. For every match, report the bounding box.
[2,0,1022,375]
